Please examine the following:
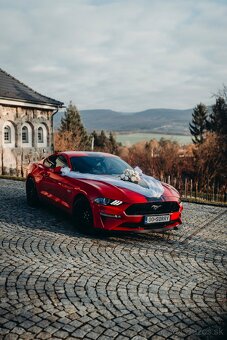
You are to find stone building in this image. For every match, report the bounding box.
[0,68,63,176]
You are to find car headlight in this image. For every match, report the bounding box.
[94,198,123,206]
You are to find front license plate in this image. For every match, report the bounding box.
[144,214,170,224]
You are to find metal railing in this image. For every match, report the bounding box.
[163,176,227,206]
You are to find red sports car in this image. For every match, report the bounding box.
[26,151,183,233]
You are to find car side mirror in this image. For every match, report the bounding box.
[52,166,62,174]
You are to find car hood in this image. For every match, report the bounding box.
[61,167,179,200]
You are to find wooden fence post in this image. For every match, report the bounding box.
[195,181,198,201]
[184,178,187,198]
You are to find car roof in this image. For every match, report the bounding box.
[59,151,118,158]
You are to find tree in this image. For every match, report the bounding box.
[90,130,119,153]
[207,96,227,137]
[91,130,108,150]
[189,103,208,144]
[108,132,118,154]
[99,130,108,148]
[57,102,91,151]
[213,84,227,102]
[155,139,180,179]
[206,96,227,184]
[119,138,181,180]
[192,132,226,186]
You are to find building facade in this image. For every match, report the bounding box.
[0,68,63,176]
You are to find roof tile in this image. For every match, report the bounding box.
[0,68,63,107]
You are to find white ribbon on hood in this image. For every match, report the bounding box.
[61,166,164,198]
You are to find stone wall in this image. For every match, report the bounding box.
[0,104,53,176]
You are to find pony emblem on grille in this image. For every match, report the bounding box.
[151,205,162,210]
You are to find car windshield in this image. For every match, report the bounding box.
[70,155,132,175]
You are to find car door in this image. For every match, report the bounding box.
[39,154,58,201]
[48,155,75,210]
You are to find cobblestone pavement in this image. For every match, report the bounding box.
[0,179,226,340]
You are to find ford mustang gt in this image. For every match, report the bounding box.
[26,151,183,233]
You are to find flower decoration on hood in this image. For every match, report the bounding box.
[120,168,141,184]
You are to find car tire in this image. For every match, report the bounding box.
[26,178,39,207]
[73,197,95,234]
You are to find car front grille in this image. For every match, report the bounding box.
[125,201,179,215]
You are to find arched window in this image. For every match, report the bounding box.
[3,121,16,148]
[37,124,48,147]
[21,123,33,147]
[22,126,29,143]
[38,127,44,143]
[4,125,11,143]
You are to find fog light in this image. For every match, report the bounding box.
[100,212,122,219]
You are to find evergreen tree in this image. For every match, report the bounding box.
[207,97,227,136]
[207,97,227,175]
[108,132,118,154]
[58,102,90,150]
[90,130,107,150]
[99,130,108,148]
[90,130,118,153]
[189,103,208,144]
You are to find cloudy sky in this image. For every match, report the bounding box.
[0,0,226,111]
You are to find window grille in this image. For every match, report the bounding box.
[22,126,29,143]
[38,127,44,143]
[4,126,11,143]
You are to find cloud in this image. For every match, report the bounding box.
[0,0,226,111]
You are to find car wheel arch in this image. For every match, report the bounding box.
[72,193,94,215]
[26,175,36,186]
[26,175,33,181]
[26,175,38,184]
[72,194,95,232]
[26,176,40,206]
[73,193,89,205]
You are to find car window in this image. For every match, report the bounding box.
[70,156,132,175]
[55,155,68,168]
[43,155,57,168]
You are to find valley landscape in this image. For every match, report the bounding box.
[54,107,193,145]
[116,131,192,145]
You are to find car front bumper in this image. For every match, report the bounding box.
[93,202,183,232]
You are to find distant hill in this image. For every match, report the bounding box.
[54,108,193,135]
